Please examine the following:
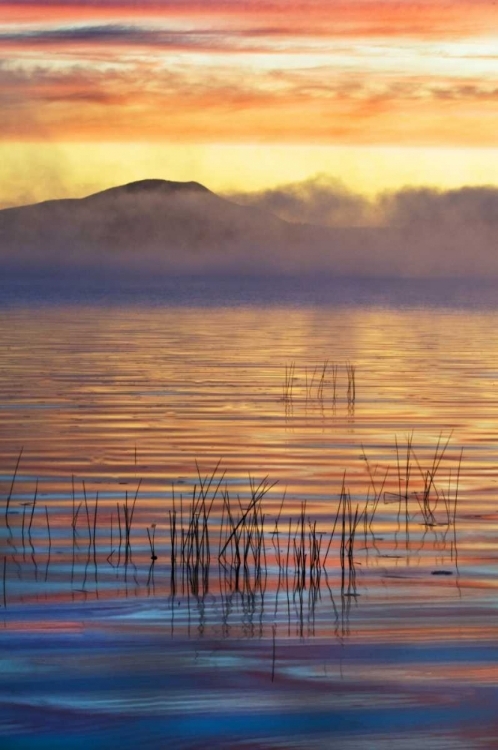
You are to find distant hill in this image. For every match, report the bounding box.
[0,179,496,278]
[0,178,308,274]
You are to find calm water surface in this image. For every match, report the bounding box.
[2,283,498,749]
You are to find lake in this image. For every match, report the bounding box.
[1,276,498,749]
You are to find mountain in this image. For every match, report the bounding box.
[0,179,496,278]
[0,178,293,274]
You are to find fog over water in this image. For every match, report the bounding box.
[0,177,497,279]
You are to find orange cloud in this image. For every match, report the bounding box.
[2,1,497,38]
[1,1,497,146]
[2,47,497,146]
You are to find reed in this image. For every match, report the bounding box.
[283,362,295,401]
[453,448,463,526]
[116,502,123,549]
[317,360,328,400]
[271,490,288,586]
[361,449,389,532]
[219,476,274,560]
[218,475,275,596]
[28,480,38,536]
[331,364,338,404]
[323,472,348,569]
[292,501,307,593]
[394,432,414,501]
[5,447,23,522]
[175,462,224,596]
[110,511,114,556]
[169,508,177,582]
[82,481,92,541]
[305,365,319,401]
[45,505,52,548]
[121,479,143,555]
[284,360,358,408]
[93,492,99,551]
[308,519,323,591]
[396,432,458,528]
[333,476,363,596]
[147,523,158,561]
[21,502,29,549]
[72,501,82,532]
[71,476,83,534]
[71,475,76,529]
[346,362,356,405]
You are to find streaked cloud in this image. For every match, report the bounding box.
[1,40,497,145]
[0,23,293,53]
[2,2,496,39]
[0,0,496,187]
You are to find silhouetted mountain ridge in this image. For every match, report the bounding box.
[0,178,322,274]
[83,179,211,201]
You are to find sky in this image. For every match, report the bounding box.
[1,0,498,206]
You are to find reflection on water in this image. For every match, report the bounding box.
[2,301,498,748]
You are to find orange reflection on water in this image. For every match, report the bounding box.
[1,303,498,630]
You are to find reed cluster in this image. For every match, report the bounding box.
[283,361,356,408]
[2,433,463,612]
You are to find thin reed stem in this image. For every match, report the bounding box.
[45,505,51,548]
[5,447,23,521]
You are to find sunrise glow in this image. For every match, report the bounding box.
[1,1,497,204]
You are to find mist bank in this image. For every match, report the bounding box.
[1,178,497,279]
[228,176,498,231]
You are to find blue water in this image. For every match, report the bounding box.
[1,271,497,310]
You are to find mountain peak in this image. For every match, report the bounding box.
[86,179,211,200]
